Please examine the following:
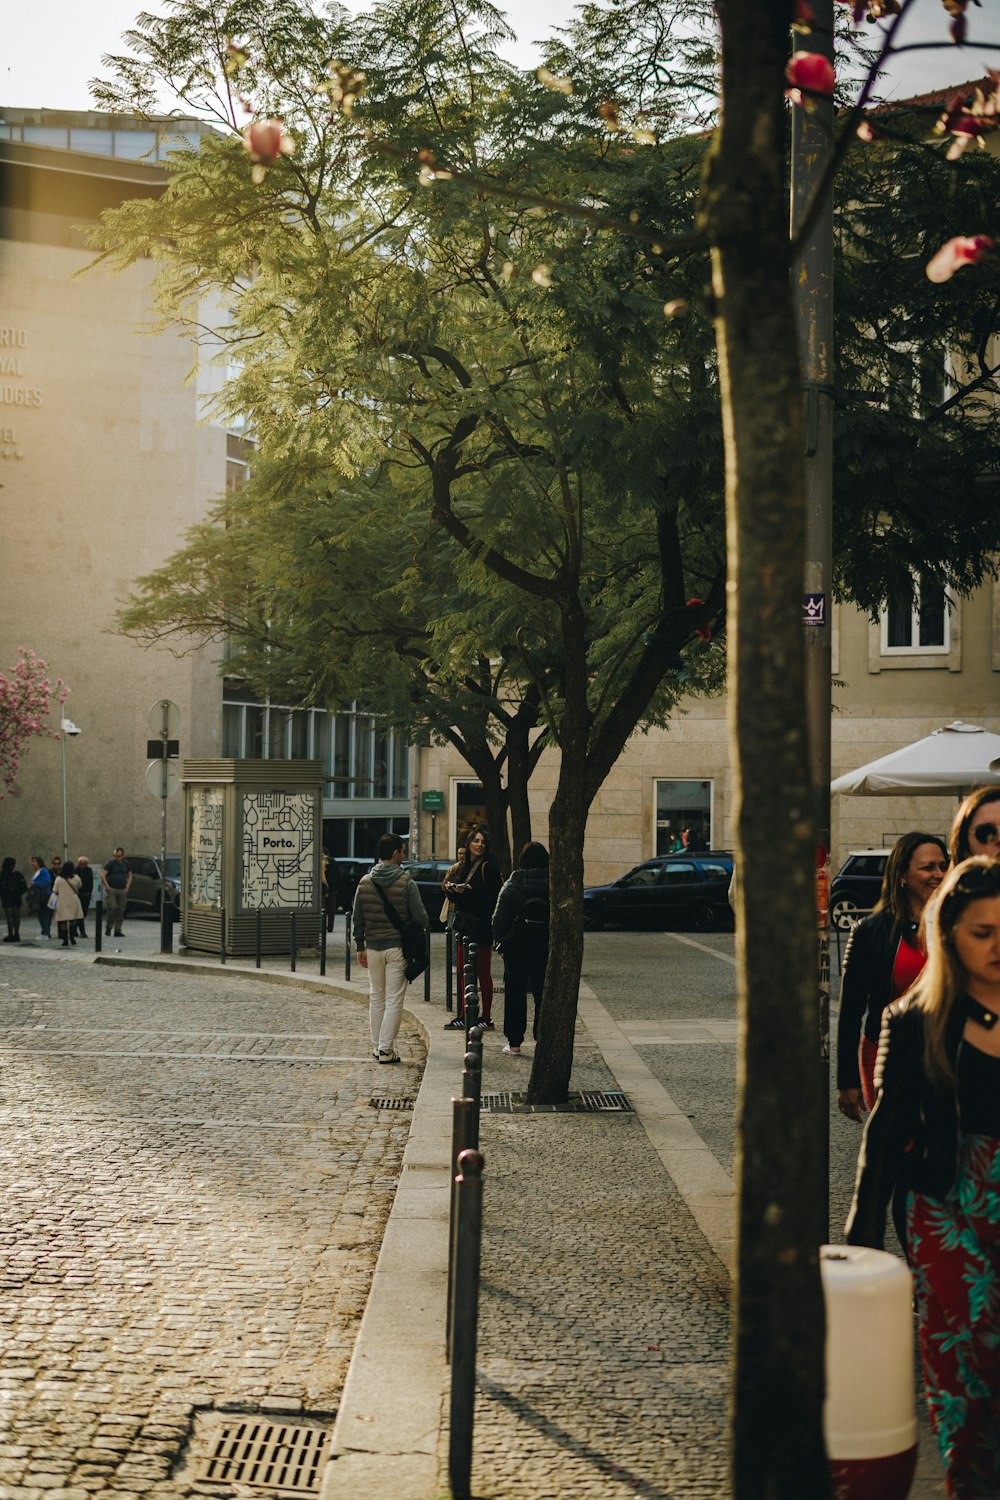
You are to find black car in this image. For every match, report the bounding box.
[583,851,734,933]
[829,850,888,930]
[124,855,181,916]
[325,856,375,915]
[404,859,455,931]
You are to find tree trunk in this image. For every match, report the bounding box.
[701,4,831,1497]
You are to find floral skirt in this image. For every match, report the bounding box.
[908,1133,1000,1500]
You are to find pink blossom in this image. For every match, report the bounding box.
[926,235,995,284]
[786,53,835,103]
[242,119,295,182]
[0,649,70,797]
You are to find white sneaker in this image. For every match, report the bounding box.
[502,1042,521,1055]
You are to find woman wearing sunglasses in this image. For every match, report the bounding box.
[949,785,1000,865]
[846,858,1000,1499]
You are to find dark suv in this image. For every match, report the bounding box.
[583,851,734,932]
[829,850,888,929]
[404,860,455,930]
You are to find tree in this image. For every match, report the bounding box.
[0,651,69,798]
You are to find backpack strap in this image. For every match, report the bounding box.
[371,878,406,935]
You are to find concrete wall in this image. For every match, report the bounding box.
[1,154,225,868]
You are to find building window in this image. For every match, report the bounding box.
[655,779,713,855]
[880,574,949,655]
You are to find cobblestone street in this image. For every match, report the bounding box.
[0,951,423,1499]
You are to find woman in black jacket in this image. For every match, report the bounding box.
[493,842,549,1055]
[1,857,28,942]
[443,827,503,1031]
[837,831,947,1122]
[846,857,1000,1499]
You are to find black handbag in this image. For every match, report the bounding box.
[372,879,428,983]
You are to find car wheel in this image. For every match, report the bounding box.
[831,896,861,930]
[692,903,715,933]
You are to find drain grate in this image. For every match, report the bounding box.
[481,1089,634,1114]
[193,1418,329,1494]
[369,1095,416,1110]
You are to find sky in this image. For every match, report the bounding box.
[1,0,997,113]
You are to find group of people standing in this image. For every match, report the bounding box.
[351,826,550,1066]
[839,785,1000,1499]
[0,848,133,947]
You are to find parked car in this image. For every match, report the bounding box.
[325,856,375,915]
[404,859,456,931]
[829,849,889,930]
[124,854,181,916]
[583,851,734,933]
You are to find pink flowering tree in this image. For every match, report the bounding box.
[0,651,69,798]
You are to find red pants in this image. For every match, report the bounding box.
[456,938,493,1023]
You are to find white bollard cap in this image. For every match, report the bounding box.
[821,1245,917,1461]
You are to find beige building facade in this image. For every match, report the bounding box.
[3,110,996,889]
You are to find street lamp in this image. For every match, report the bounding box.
[60,718,81,861]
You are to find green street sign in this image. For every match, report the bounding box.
[421,789,445,811]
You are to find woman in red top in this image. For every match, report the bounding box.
[837,831,948,1121]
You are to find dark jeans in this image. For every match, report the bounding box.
[74,896,90,938]
[502,942,547,1047]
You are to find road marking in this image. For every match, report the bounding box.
[661,931,736,965]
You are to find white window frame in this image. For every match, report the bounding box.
[879,574,950,657]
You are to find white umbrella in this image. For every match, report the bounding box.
[831,721,1000,796]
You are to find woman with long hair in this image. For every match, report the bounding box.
[837,832,948,1121]
[846,857,1000,1498]
[52,859,84,948]
[442,826,502,1032]
[948,784,1000,866]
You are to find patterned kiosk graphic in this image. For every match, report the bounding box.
[241,791,315,911]
[188,786,224,909]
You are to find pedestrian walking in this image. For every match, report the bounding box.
[493,841,550,1055]
[102,847,132,937]
[52,861,84,947]
[846,856,1000,1499]
[29,856,53,939]
[442,826,502,1031]
[74,855,93,939]
[837,832,948,1121]
[1,857,28,942]
[948,784,1000,866]
[352,833,429,1064]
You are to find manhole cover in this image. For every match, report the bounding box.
[192,1418,329,1494]
[481,1089,634,1114]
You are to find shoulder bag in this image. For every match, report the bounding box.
[371,879,429,983]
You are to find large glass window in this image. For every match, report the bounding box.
[222,704,243,757]
[655,779,713,855]
[392,731,409,799]
[332,717,351,797]
[354,716,373,797]
[373,729,391,798]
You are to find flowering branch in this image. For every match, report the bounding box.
[0,650,69,798]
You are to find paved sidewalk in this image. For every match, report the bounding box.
[1,922,947,1497]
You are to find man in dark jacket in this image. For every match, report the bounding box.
[352,834,428,1064]
[493,842,550,1055]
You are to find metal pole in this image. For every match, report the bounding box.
[220,906,227,965]
[463,941,479,1041]
[344,914,351,981]
[423,928,431,1002]
[256,907,262,969]
[319,899,327,976]
[461,1044,482,1114]
[94,897,103,953]
[290,911,297,973]
[791,0,834,1239]
[60,732,69,862]
[449,1148,485,1500]
[446,1095,478,1358]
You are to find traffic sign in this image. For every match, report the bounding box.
[147,699,181,738]
[146,760,180,799]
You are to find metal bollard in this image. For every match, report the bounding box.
[445,926,454,1012]
[94,898,103,953]
[345,918,351,981]
[463,942,479,1040]
[319,904,327,977]
[290,912,297,972]
[220,907,227,965]
[447,1096,478,1357]
[449,1149,485,1500]
[255,907,262,969]
[461,1045,482,1113]
[423,929,432,1002]
[160,896,173,955]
